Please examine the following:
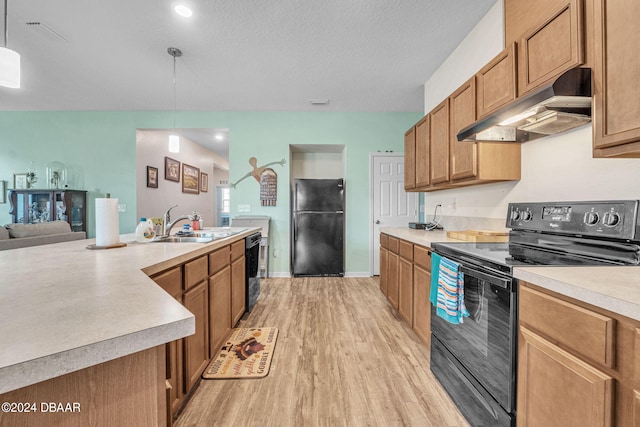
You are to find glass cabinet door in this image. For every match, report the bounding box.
[28,192,53,223]
[9,190,86,232]
[59,191,86,232]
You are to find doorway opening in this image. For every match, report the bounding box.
[135,128,229,229]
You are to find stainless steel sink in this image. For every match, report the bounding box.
[151,228,247,243]
[153,234,215,243]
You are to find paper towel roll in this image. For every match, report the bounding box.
[95,198,120,247]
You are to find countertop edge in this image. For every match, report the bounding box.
[0,316,195,395]
[513,268,640,322]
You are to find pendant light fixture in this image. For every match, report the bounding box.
[168,47,182,153]
[0,0,20,88]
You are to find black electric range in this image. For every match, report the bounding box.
[429,200,640,427]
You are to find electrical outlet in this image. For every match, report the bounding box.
[118,203,126,212]
[273,248,278,258]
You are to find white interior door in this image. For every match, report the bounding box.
[370,153,418,275]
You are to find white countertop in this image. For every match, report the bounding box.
[379,227,456,247]
[514,266,640,322]
[381,227,640,323]
[0,227,259,394]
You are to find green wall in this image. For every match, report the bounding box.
[0,111,420,274]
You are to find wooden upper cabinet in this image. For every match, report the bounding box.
[430,99,450,185]
[505,0,569,46]
[449,78,478,181]
[518,0,584,96]
[404,126,416,190]
[414,116,431,188]
[592,0,640,157]
[476,43,518,119]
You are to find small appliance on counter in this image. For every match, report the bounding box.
[408,222,442,230]
[408,222,427,229]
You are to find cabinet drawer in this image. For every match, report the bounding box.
[380,233,389,249]
[209,246,230,275]
[520,285,615,368]
[151,266,182,299]
[413,245,431,271]
[231,240,245,262]
[388,237,399,254]
[399,240,413,261]
[184,255,208,290]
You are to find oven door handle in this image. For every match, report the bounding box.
[459,265,511,290]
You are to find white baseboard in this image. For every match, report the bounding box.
[266,272,292,278]
[344,272,372,278]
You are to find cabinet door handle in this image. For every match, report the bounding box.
[375,220,380,224]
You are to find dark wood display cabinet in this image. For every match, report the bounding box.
[9,189,87,232]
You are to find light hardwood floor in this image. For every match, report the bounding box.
[175,277,469,427]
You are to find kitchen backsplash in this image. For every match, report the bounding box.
[436,215,508,232]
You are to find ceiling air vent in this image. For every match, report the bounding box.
[25,22,67,42]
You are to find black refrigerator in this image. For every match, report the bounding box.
[291,179,344,277]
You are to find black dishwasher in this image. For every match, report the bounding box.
[245,232,262,312]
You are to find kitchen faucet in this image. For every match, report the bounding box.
[161,205,191,237]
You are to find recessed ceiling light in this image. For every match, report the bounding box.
[215,134,224,141]
[309,99,329,105]
[174,4,193,17]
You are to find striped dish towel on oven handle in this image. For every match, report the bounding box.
[430,253,469,324]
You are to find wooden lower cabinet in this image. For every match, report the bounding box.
[166,338,184,416]
[386,252,399,310]
[518,282,640,427]
[231,256,246,326]
[150,266,184,418]
[398,256,413,326]
[412,264,431,346]
[518,327,613,427]
[379,235,432,348]
[149,238,248,423]
[183,281,210,392]
[379,246,388,295]
[209,265,231,354]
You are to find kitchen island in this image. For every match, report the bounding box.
[0,227,258,426]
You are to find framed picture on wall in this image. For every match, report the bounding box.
[147,166,158,188]
[182,163,200,194]
[165,157,180,182]
[13,173,28,189]
[200,172,208,192]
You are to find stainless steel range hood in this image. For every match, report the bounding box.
[457,68,592,142]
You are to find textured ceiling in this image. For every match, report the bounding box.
[2,0,496,113]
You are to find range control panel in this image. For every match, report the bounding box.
[506,200,640,240]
